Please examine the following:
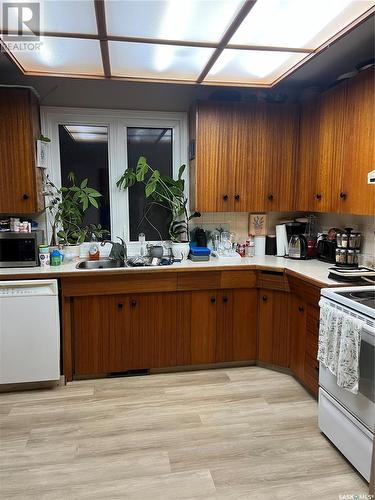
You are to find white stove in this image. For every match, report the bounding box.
[318,286,374,482]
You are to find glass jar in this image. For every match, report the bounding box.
[354,250,360,264]
[336,233,342,247]
[341,233,348,248]
[347,249,355,264]
[336,248,347,264]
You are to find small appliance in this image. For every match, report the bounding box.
[288,234,308,259]
[0,230,44,267]
[317,233,337,263]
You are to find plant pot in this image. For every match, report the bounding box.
[171,242,190,261]
[62,244,81,262]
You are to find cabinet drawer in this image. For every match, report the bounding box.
[177,271,221,290]
[257,270,289,291]
[221,270,256,289]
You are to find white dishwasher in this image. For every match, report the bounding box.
[0,280,60,384]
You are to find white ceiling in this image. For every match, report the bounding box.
[0,0,374,87]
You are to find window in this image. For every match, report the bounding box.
[127,127,173,241]
[41,108,188,243]
[58,124,111,238]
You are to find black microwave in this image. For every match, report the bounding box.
[0,230,44,267]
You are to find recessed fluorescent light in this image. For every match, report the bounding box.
[230,0,365,49]
[70,133,107,143]
[64,125,108,143]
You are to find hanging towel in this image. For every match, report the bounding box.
[317,299,363,394]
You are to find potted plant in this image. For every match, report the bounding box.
[45,172,109,256]
[116,156,200,260]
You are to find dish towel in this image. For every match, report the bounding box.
[317,299,363,394]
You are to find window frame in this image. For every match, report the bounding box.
[41,107,188,244]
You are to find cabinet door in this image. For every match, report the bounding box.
[258,290,290,368]
[73,293,177,376]
[73,295,128,375]
[190,290,218,364]
[195,103,235,211]
[0,88,42,213]
[289,294,307,382]
[231,289,258,361]
[262,104,298,212]
[340,69,375,215]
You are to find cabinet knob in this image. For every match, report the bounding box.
[210,297,216,304]
[222,296,228,303]
[315,193,322,200]
[234,194,240,201]
[298,306,304,312]
[267,194,274,201]
[130,299,137,307]
[117,303,123,309]
[262,295,268,302]
[223,194,229,201]
[340,192,347,199]
[22,193,29,200]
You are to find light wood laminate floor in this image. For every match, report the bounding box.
[0,367,367,499]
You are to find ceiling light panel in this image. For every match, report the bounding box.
[205,49,308,85]
[39,0,98,35]
[109,41,214,80]
[105,0,244,43]
[12,37,103,76]
[230,0,375,49]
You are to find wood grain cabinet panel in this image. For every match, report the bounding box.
[191,101,298,213]
[73,293,177,376]
[340,69,375,215]
[257,290,290,368]
[0,88,43,214]
[289,295,307,382]
[190,290,218,364]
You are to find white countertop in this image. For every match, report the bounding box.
[0,256,339,286]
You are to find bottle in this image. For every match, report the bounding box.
[88,234,100,261]
[139,233,146,258]
[50,249,61,266]
[246,235,255,257]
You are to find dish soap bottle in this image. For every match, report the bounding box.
[89,234,100,261]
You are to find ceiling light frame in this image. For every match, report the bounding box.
[0,0,373,87]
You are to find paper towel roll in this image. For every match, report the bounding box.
[276,224,288,256]
[254,235,266,256]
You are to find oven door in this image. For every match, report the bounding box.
[319,324,375,432]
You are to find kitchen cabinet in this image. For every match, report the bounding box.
[189,288,258,365]
[339,69,375,215]
[190,101,298,212]
[0,88,44,214]
[73,292,177,376]
[288,276,321,398]
[297,68,374,216]
[257,290,290,368]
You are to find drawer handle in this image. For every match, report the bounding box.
[298,306,304,312]
[267,194,274,201]
[234,194,240,201]
[130,299,137,307]
[223,194,228,201]
[22,193,29,200]
[117,303,123,309]
[222,296,228,303]
[340,192,347,199]
[262,295,268,302]
[210,297,216,304]
[315,193,322,200]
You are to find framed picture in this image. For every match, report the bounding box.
[249,213,268,236]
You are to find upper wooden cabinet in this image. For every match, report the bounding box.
[190,101,298,213]
[339,69,375,215]
[297,68,374,216]
[0,87,44,214]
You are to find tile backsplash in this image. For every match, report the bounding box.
[192,211,375,268]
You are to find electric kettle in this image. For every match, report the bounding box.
[288,234,308,260]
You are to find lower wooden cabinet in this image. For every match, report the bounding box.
[189,289,258,365]
[72,287,257,377]
[257,289,290,368]
[289,277,321,397]
[73,292,177,376]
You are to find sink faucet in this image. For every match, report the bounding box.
[101,237,128,262]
